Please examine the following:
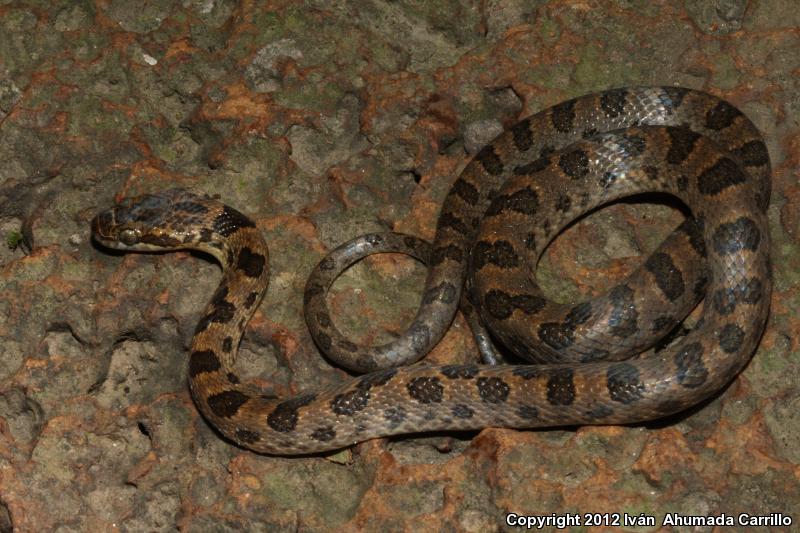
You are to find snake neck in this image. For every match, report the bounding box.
[188,227,270,381]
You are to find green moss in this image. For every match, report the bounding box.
[711,53,740,90]
[537,16,561,45]
[371,40,408,72]
[65,94,134,138]
[536,260,582,304]
[274,79,345,112]
[6,230,23,251]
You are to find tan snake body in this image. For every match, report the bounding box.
[92,87,771,454]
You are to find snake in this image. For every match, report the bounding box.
[91,86,771,455]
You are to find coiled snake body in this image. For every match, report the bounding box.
[92,87,771,454]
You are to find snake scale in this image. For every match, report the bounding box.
[92,87,771,455]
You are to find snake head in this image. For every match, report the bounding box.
[91,188,213,252]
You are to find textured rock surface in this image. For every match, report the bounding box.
[0,1,798,531]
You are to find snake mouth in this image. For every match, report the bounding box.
[90,210,136,251]
[90,212,114,242]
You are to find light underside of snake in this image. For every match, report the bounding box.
[92,86,771,455]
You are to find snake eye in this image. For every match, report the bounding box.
[119,229,139,246]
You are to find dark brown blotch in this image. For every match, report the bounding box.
[705,100,742,131]
[674,341,707,388]
[384,406,406,428]
[711,217,761,255]
[452,404,474,419]
[304,283,324,306]
[235,428,260,444]
[711,276,763,315]
[732,140,769,167]
[546,368,576,405]
[245,291,259,309]
[221,336,233,352]
[513,366,543,380]
[407,376,444,404]
[440,365,479,379]
[600,89,627,118]
[451,178,480,206]
[485,186,539,217]
[213,205,256,237]
[537,322,575,350]
[606,363,645,404]
[189,349,221,377]
[237,247,266,278]
[565,302,593,326]
[472,240,520,270]
[718,323,745,354]
[195,297,236,334]
[558,149,589,179]
[439,212,471,235]
[267,393,317,433]
[511,118,533,151]
[517,404,539,419]
[666,126,701,165]
[330,388,370,415]
[431,244,464,266]
[319,256,336,271]
[697,157,747,196]
[677,219,706,256]
[475,145,504,176]
[484,290,546,320]
[337,340,358,352]
[645,252,684,302]
[207,389,249,419]
[310,425,337,442]
[550,99,576,132]
[423,281,457,305]
[536,298,590,348]
[210,285,229,307]
[316,331,332,351]
[516,294,548,315]
[586,405,614,420]
[358,368,397,389]
[477,377,510,403]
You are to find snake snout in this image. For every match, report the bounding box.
[90,212,109,238]
[90,210,124,247]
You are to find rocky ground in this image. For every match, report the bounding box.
[0,1,798,531]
